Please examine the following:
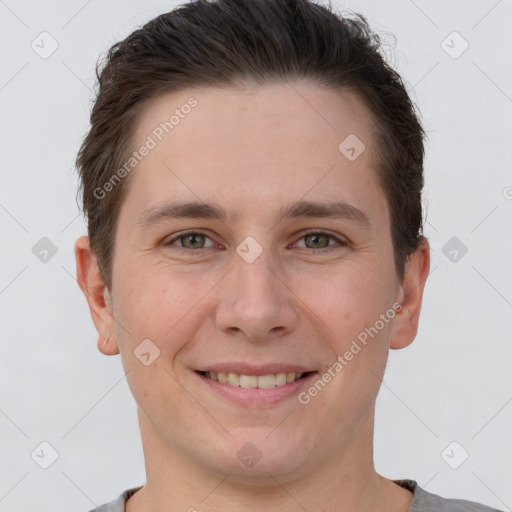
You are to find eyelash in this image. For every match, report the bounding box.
[163,229,348,253]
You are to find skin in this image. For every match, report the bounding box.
[76,80,430,512]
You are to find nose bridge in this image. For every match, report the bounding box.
[233,245,282,316]
[215,242,298,340]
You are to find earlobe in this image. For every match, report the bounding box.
[390,237,430,350]
[97,335,120,356]
[74,236,120,356]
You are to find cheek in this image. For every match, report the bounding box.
[110,266,201,421]
[112,264,203,345]
[111,263,222,398]
[292,260,395,411]
[125,360,203,442]
[295,260,393,342]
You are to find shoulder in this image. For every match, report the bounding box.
[394,479,504,512]
[87,487,142,512]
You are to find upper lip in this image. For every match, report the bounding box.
[197,363,316,376]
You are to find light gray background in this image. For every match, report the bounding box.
[1,0,511,510]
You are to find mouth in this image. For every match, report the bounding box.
[194,368,318,406]
[197,370,314,389]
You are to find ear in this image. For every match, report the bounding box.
[390,237,430,350]
[75,236,119,355]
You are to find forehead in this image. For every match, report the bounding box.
[133,81,375,158]
[123,81,386,225]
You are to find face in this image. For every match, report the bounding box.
[77,81,428,484]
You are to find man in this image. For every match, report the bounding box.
[74,0,501,510]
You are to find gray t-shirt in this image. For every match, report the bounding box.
[87,479,504,511]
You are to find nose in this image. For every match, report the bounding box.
[215,248,299,343]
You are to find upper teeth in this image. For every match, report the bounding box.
[205,371,304,388]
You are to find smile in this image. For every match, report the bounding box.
[200,371,310,388]
[195,368,318,406]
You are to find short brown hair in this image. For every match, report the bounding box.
[76,0,426,290]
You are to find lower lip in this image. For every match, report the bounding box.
[196,372,318,407]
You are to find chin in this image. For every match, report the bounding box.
[207,429,314,484]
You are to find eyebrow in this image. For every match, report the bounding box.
[137,199,371,229]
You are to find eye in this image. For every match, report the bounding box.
[164,231,216,250]
[293,230,347,251]
[163,229,347,252]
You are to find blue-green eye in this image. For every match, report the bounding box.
[295,232,343,250]
[166,231,216,250]
[308,233,329,248]
[164,230,346,252]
